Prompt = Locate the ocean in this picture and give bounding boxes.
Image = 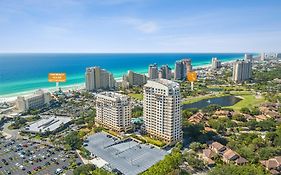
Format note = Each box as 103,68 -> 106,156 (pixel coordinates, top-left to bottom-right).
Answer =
0,53 -> 247,96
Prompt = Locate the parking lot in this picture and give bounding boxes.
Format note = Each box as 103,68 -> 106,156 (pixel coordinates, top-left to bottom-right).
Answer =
85,132 -> 168,175
0,136 -> 83,175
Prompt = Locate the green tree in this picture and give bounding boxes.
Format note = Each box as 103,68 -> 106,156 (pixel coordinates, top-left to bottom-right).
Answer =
240,107 -> 251,114
232,114 -> 247,122
142,148 -> 183,175
189,142 -> 203,152
184,150 -> 205,170
73,164 -> 96,175
202,104 -> 221,114
64,131 -> 82,150
132,106 -> 143,118
208,164 -> 268,175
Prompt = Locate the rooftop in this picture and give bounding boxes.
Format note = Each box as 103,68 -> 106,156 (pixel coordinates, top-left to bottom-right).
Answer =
85,132 -> 167,175
25,116 -> 71,133
145,79 -> 179,89
96,92 -> 129,101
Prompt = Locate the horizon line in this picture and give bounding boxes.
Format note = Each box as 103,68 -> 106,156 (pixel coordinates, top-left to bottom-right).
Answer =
0,51 -> 261,54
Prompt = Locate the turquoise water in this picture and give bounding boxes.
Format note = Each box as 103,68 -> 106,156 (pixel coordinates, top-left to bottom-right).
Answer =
0,53 -> 247,96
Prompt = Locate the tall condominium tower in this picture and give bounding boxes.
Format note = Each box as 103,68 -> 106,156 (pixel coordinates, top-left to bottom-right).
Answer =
148,63 -> 158,79
96,92 -> 131,132
182,59 -> 192,75
244,54 -> 253,62
232,60 -> 252,83
143,79 -> 182,145
174,61 -> 182,80
122,70 -> 147,88
174,58 -> 192,80
260,53 -> 266,61
85,66 -> 116,91
158,65 -> 172,80
211,57 -> 222,69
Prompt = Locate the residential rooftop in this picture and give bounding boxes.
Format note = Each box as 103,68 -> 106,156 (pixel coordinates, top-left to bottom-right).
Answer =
96,92 -> 129,101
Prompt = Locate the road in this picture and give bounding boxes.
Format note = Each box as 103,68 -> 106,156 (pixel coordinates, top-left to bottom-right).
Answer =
2,121 -> 20,139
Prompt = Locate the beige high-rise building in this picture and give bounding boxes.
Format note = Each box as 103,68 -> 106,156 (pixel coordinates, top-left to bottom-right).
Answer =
148,64 -> 158,79
174,58 -> 192,80
183,59 -> 192,75
95,92 -> 131,132
85,66 -> 116,91
143,79 -> 182,145
211,57 -> 222,69
260,53 -> 266,61
158,65 -> 172,80
122,70 -> 147,88
16,89 -> 51,112
233,60 -> 252,83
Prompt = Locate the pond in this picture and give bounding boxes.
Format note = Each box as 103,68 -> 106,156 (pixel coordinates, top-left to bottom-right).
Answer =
182,95 -> 242,109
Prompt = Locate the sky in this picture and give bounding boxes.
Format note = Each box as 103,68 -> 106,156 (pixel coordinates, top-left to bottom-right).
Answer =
0,0 -> 281,53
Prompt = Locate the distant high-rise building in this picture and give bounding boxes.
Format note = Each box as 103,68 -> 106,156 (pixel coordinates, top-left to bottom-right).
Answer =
182,59 -> 192,75
158,65 -> 172,80
16,89 -> 51,112
277,53 -> 281,59
211,57 -> 222,69
244,54 -> 253,62
174,61 -> 183,80
148,64 -> 158,79
96,92 -> 131,132
85,66 -> 116,91
122,70 -> 147,88
143,79 -> 182,145
260,53 -> 266,61
232,60 -> 252,83
174,58 -> 192,80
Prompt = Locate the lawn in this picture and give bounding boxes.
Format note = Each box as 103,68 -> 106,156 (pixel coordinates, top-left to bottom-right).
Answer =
182,90 -> 266,111
224,91 -> 266,111
143,136 -> 166,147
128,93 -> 143,100
131,134 -> 166,147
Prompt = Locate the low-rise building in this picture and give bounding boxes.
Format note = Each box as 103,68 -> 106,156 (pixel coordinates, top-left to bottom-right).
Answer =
222,149 -> 240,164
209,141 -> 248,166
213,110 -> 231,118
202,148 -> 215,166
260,156 -> 281,175
188,112 -> 205,124
16,89 -> 51,112
24,116 -> 71,134
210,141 -> 226,155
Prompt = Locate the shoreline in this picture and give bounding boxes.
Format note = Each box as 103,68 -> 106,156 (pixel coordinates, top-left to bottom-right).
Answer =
0,59 -> 238,103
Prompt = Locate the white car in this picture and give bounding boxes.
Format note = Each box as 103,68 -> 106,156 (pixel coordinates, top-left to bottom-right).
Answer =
55,168 -> 62,174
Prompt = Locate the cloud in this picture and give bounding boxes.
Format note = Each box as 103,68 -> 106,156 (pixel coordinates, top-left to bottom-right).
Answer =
135,21 -> 158,33
92,0 -> 145,5
152,31 -> 281,52
120,17 -> 159,33
42,25 -> 70,36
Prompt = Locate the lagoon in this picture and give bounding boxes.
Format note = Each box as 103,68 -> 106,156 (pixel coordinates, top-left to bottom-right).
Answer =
182,96 -> 241,109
